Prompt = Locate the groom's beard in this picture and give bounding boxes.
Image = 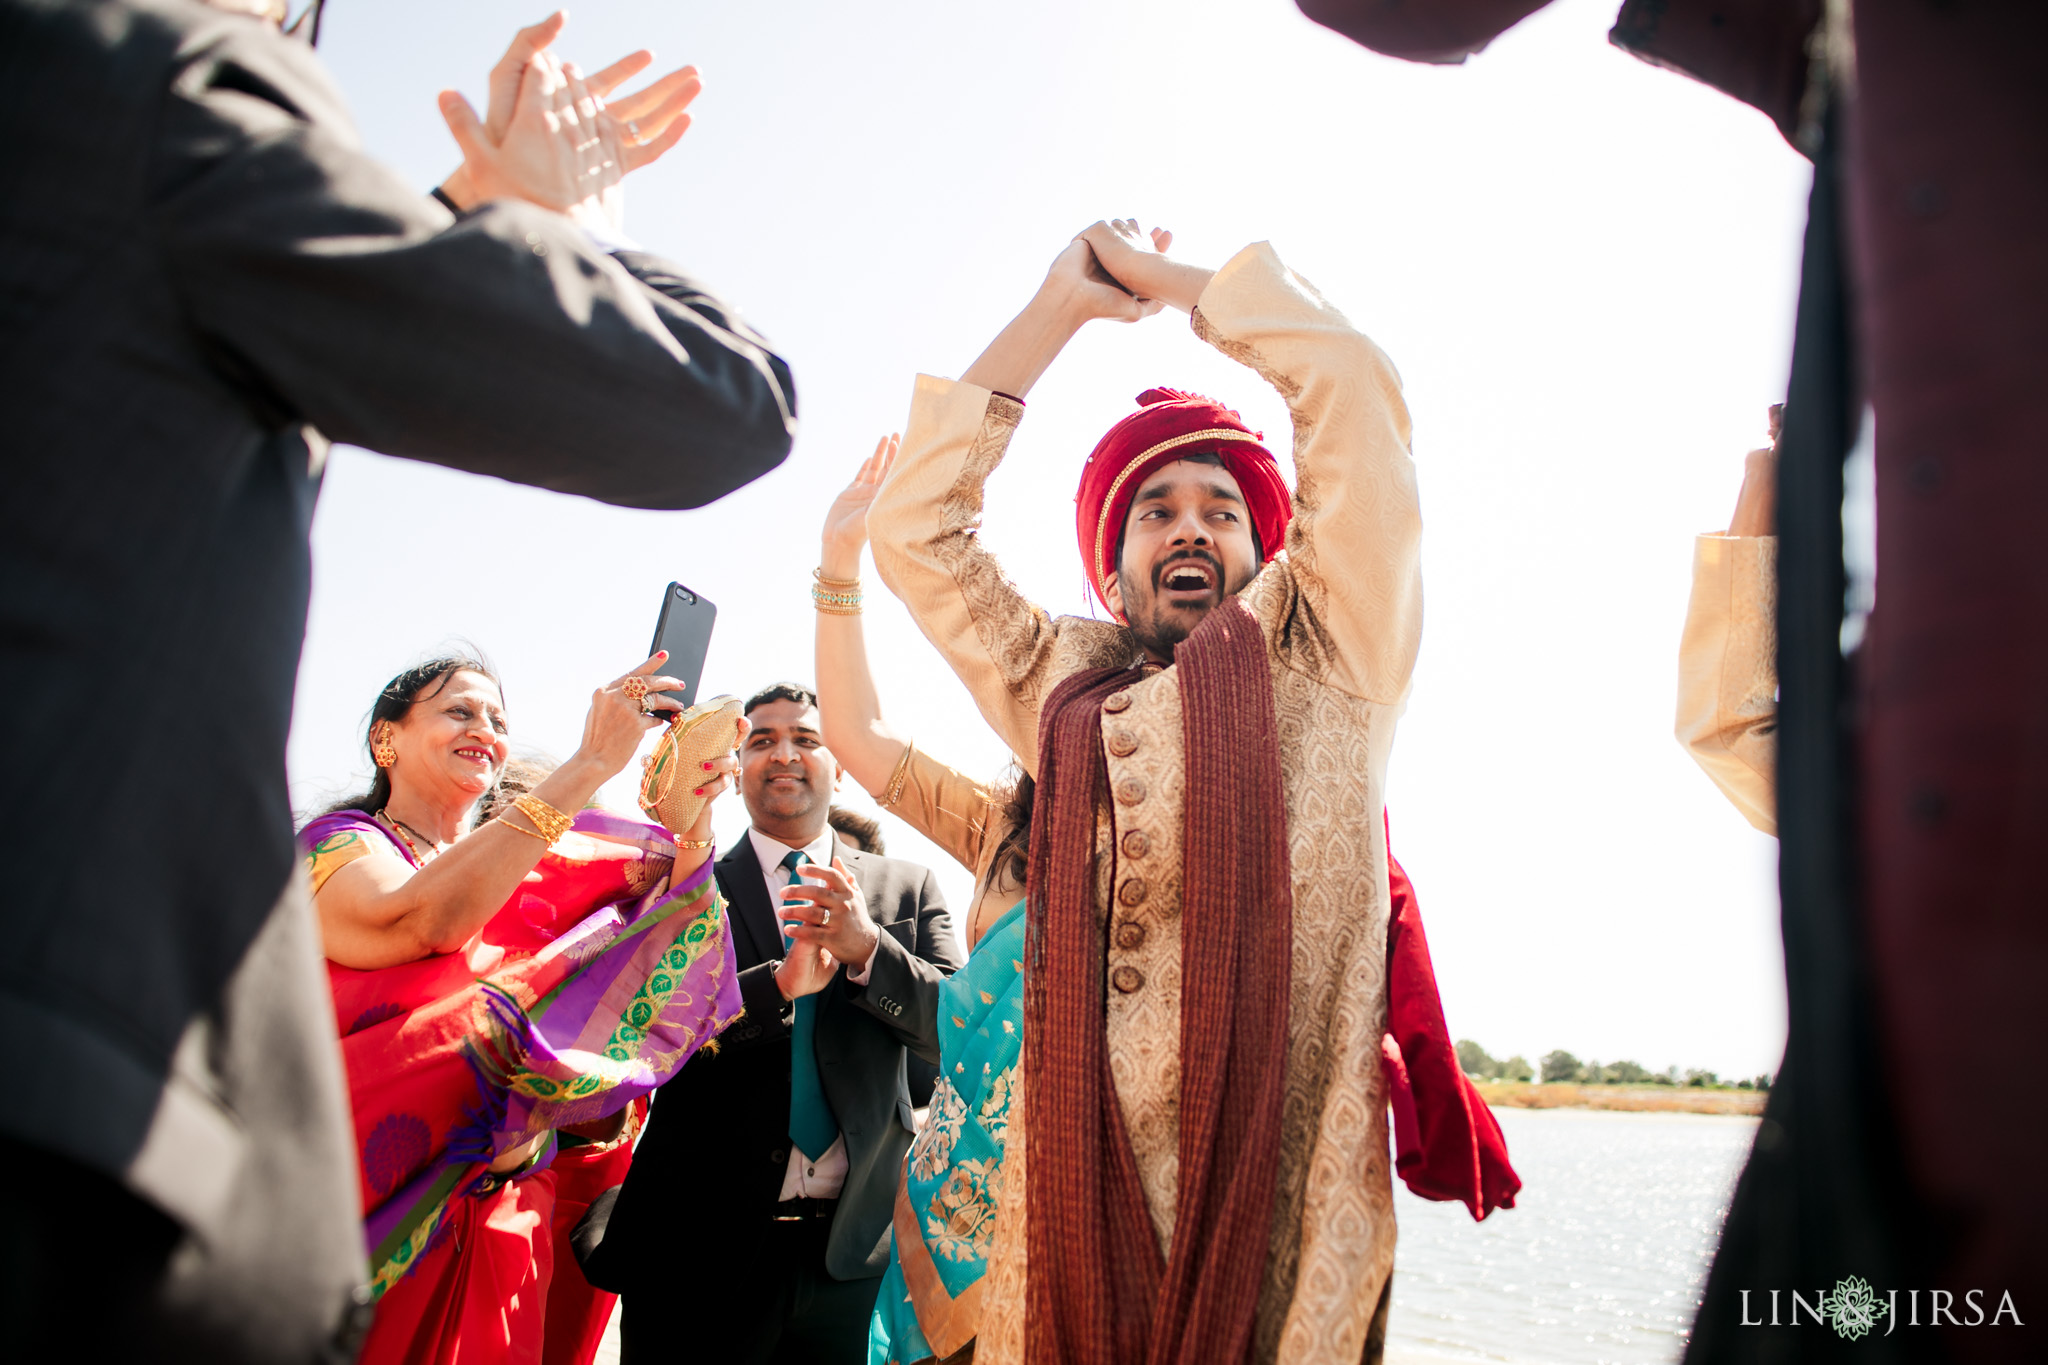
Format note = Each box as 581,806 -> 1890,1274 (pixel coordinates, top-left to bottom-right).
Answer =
1123,548 -> 1240,660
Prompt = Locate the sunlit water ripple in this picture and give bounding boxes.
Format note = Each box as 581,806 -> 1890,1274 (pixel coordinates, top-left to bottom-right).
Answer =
1387,1107 -> 1758,1365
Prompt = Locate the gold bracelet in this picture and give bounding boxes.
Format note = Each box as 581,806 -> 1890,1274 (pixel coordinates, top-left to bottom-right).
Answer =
811,582 -> 862,615
497,814 -> 549,843
813,567 -> 861,589
675,836 -> 716,850
508,794 -> 574,845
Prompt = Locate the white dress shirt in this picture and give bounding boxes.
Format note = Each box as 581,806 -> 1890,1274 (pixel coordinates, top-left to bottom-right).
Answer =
747,826 -> 879,1201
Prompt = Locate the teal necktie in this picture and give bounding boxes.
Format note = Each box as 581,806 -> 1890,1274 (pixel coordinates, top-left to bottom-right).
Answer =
780,850 -> 840,1161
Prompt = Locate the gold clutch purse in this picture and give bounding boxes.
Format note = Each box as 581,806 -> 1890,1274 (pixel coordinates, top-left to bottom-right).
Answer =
638,694 -> 746,837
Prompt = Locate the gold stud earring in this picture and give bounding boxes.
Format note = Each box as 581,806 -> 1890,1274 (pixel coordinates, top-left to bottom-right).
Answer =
372,721 -> 398,769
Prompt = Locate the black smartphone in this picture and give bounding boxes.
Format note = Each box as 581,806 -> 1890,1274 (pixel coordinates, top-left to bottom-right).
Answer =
647,582 -> 717,711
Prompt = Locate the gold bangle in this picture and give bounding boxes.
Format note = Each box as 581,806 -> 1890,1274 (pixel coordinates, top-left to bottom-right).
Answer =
508,794 -> 574,845
813,567 -> 861,589
675,836 -> 715,850
497,814 -> 549,842
811,582 -> 862,615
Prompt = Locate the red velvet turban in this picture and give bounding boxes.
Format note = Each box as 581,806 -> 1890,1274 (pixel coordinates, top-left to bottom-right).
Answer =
1073,387 -> 1293,616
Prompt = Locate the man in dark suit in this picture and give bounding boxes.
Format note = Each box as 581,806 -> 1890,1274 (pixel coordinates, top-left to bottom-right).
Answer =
0,3 -> 794,1361
591,683 -> 962,1364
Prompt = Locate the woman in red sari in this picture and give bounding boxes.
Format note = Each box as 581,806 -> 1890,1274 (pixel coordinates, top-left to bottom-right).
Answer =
307,651 -> 740,1365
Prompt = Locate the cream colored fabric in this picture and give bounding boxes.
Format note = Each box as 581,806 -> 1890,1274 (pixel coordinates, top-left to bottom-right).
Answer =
1676,534 -> 1778,835
874,744 -> 1024,950
870,241 -> 1420,1365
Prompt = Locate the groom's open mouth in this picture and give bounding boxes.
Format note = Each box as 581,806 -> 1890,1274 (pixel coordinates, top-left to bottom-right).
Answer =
1155,553 -> 1221,605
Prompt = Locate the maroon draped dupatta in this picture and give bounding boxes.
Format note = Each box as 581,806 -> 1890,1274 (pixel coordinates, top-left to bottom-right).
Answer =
1024,599 -> 1292,1365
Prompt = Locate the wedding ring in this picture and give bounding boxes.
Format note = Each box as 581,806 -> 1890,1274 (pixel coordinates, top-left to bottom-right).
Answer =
820,908 -> 832,927
622,677 -> 650,700
626,118 -> 642,141
640,696 -> 660,716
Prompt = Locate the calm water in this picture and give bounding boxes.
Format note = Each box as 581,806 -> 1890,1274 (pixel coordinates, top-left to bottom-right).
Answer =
1387,1107 -> 1758,1365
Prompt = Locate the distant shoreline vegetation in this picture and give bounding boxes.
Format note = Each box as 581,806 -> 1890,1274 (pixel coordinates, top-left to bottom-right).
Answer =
1457,1041 -> 1774,1097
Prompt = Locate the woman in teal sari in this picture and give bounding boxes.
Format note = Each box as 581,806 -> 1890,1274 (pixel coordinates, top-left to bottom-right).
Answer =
814,438 -> 1029,1364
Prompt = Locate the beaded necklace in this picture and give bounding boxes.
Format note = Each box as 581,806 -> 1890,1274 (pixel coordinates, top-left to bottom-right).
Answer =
376,809 -> 441,867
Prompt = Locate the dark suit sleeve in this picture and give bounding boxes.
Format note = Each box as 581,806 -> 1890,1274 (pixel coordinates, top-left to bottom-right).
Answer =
1293,0 -> 1551,63
724,961 -> 795,1050
150,28 -> 794,510
845,868 -> 964,1063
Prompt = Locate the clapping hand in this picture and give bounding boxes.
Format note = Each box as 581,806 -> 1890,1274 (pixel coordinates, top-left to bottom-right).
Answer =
819,434 -> 899,578
437,11 -> 702,232
779,858 -> 881,966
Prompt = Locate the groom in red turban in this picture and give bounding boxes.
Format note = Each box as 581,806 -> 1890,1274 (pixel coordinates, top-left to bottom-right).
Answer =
869,220 -> 1514,1365
1073,387 -> 1294,649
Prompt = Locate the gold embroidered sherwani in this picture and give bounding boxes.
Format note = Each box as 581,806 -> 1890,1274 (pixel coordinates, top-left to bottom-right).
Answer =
869,242 -> 1422,1365
1675,533 -> 1778,835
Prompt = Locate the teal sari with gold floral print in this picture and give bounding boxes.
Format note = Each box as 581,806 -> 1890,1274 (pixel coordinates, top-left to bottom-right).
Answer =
870,899 -> 1025,1365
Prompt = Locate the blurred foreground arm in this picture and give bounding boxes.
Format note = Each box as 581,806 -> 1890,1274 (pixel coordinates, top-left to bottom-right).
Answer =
158,19 -> 794,510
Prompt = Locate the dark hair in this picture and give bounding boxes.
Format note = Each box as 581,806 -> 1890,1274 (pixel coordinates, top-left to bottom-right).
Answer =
319,653 -> 503,819
826,805 -> 886,855
474,754 -> 557,828
745,682 -> 818,716
1109,451 -> 1264,587
988,767 -> 1034,889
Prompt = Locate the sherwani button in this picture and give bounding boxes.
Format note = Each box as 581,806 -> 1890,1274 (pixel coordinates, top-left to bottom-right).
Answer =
1106,729 -> 1138,757
1115,777 -> 1147,806
1103,692 -> 1132,714
1115,920 -> 1147,950
1121,830 -> 1151,859
1112,965 -> 1144,994
1118,878 -> 1148,907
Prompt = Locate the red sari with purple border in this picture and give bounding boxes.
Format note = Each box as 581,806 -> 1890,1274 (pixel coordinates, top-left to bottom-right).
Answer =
302,808 -> 739,1362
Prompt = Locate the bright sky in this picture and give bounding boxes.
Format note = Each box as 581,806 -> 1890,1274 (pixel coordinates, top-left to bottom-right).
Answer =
290,0 -> 1808,1078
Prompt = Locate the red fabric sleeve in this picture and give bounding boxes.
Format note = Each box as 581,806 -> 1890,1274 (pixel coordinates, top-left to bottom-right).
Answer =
1380,834 -> 1521,1219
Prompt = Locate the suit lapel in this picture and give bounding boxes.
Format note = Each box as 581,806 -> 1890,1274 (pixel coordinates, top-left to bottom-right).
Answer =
718,837 -> 781,970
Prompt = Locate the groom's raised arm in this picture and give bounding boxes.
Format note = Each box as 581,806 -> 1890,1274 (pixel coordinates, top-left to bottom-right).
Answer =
867,236 -> 1155,772
867,379 -> 1129,776
1081,224 -> 1423,705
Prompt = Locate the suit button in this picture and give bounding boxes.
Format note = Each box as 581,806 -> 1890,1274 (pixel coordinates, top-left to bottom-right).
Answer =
1118,878 -> 1147,907
1115,920 -> 1147,950
1103,691 -> 1133,714
1106,728 -> 1137,758
1112,965 -> 1144,994
1114,777 -> 1146,806
770,1147 -> 788,1165
1121,830 -> 1151,859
